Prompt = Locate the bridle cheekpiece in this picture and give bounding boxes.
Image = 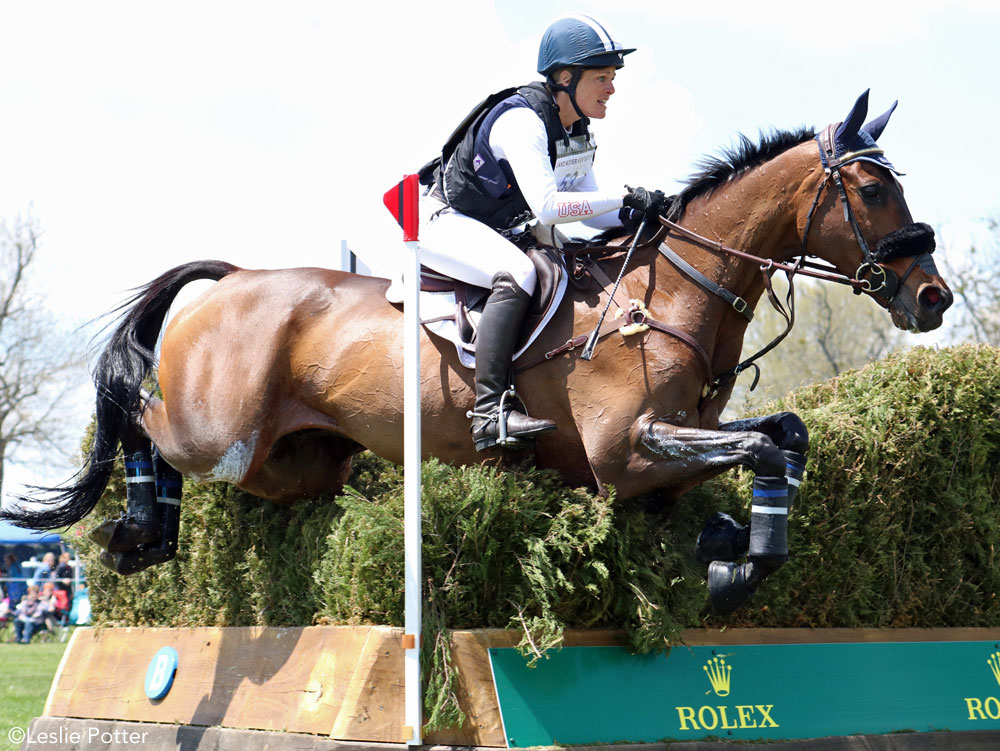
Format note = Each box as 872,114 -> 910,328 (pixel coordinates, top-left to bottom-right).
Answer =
802,122 -> 936,306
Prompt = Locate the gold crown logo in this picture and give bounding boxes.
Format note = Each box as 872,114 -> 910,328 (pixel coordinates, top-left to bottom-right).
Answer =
703,656 -> 732,697
988,652 -> 1000,687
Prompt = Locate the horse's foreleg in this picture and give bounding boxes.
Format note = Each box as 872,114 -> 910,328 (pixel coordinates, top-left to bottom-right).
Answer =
639,414 -> 806,612
701,413 -> 809,562
701,412 -> 810,612
720,412 -> 809,508
639,417 -> 788,479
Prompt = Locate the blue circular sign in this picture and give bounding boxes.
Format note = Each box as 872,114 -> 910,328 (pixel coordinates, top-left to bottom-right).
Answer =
144,646 -> 179,700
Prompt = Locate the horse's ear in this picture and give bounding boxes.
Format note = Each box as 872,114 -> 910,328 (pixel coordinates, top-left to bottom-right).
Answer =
835,89 -> 870,142
861,100 -> 898,142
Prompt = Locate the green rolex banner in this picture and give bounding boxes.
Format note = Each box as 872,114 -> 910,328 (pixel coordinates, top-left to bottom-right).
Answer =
489,640 -> 1000,746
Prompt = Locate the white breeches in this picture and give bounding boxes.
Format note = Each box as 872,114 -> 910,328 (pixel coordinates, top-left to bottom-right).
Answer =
418,195 -> 537,295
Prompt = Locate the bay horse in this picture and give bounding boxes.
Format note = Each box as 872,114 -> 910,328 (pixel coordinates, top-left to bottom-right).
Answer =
5,91 -> 952,611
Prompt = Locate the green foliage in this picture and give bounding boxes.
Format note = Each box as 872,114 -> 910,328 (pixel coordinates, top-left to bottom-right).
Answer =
73,345 -> 1000,727
717,343 -> 1000,628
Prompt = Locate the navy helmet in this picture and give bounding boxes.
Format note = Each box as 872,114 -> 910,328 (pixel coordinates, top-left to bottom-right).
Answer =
537,14 -> 635,76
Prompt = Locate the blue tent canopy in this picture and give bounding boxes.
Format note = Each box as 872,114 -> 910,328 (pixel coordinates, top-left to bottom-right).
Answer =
0,519 -> 61,544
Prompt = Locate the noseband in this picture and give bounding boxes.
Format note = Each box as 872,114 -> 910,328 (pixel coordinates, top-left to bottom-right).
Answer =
804,123 -> 937,306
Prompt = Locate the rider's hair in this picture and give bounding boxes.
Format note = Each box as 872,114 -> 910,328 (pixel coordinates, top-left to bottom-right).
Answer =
551,67 -> 574,86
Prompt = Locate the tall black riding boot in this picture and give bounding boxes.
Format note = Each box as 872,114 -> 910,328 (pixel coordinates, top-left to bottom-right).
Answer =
469,272 -> 556,451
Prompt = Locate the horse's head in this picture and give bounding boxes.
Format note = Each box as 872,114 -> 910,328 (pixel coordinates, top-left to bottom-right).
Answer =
801,90 -> 952,332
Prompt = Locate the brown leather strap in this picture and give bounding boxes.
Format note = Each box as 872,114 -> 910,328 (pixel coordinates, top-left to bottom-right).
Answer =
659,216 -> 862,289
515,313 -> 627,372
640,316 -> 714,383
517,303 -> 714,387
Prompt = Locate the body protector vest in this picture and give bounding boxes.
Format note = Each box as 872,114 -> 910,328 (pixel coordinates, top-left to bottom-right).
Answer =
432,82 -> 595,230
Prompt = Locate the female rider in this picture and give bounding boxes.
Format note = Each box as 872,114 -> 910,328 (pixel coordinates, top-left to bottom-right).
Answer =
419,14 -> 666,451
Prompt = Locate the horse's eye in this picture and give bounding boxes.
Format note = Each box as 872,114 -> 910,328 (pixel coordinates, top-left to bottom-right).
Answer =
859,183 -> 882,201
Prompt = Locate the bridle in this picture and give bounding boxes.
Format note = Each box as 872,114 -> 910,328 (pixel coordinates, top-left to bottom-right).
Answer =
803,122 -> 937,306
653,124 -> 938,394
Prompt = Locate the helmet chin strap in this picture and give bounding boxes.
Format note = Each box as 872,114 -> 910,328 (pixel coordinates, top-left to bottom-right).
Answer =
547,67 -> 588,123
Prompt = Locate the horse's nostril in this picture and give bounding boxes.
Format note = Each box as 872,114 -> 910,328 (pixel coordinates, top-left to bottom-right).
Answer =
919,286 -> 952,314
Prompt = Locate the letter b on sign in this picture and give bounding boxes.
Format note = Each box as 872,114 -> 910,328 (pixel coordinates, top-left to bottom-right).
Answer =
145,646 -> 179,700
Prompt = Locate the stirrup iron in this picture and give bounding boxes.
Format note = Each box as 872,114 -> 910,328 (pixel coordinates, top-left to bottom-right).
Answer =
467,388 -> 526,448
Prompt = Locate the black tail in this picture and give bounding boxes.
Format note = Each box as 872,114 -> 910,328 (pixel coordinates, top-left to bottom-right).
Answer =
1,260 -> 240,530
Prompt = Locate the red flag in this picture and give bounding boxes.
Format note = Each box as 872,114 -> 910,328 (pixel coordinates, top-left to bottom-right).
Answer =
383,174 -> 420,242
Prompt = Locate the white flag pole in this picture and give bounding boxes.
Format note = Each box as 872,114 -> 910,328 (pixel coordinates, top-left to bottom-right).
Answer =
403,231 -> 422,746
384,175 -> 423,746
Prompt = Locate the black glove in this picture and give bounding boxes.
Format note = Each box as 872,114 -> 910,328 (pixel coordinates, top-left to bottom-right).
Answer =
623,186 -> 668,220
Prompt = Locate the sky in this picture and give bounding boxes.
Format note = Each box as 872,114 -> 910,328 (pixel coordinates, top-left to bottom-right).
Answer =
1,0 -> 998,500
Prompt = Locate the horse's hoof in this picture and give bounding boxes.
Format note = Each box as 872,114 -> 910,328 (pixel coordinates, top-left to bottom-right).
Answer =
696,512 -> 750,563
90,515 -> 160,553
707,560 -> 757,613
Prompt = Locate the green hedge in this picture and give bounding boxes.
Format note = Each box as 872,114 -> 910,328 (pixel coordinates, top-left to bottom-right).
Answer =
71,345 -> 1000,723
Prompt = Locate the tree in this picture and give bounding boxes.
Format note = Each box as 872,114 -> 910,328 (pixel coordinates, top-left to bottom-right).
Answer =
937,217 -> 1000,346
0,213 -> 88,494
726,275 -> 908,416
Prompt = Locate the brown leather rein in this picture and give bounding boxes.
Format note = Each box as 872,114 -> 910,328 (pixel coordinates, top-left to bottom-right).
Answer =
524,130 -> 921,399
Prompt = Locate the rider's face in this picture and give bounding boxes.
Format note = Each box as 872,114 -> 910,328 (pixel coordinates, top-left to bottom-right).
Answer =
575,66 -> 617,120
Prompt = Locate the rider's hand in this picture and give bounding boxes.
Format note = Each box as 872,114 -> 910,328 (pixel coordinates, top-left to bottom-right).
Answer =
623,186 -> 669,220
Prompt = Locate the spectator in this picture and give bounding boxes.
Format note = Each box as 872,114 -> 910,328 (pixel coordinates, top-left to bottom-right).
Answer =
70,584 -> 91,626
13,584 -> 46,643
38,582 -> 69,631
54,551 -> 74,612
39,581 -> 66,633
2,553 -> 25,605
31,552 -> 56,586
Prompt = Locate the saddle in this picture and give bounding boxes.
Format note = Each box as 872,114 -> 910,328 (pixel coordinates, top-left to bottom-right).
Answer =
417,242 -> 570,368
386,224 -> 649,369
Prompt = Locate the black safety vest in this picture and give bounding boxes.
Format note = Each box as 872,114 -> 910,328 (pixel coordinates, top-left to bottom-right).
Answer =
430,82 -> 589,230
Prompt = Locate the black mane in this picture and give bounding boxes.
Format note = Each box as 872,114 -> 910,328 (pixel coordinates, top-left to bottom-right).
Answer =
587,126 -> 818,244
668,126 -> 817,220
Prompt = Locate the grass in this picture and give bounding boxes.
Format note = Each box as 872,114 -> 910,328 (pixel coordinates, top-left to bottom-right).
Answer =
0,636 -> 70,751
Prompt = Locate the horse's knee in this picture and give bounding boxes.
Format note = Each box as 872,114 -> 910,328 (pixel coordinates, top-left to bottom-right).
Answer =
746,433 -> 785,477
772,412 -> 809,454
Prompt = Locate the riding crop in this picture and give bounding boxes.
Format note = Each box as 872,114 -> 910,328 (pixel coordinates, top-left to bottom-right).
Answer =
580,216 -> 648,360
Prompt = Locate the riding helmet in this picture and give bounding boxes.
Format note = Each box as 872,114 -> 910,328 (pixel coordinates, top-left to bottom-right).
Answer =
537,14 -> 636,76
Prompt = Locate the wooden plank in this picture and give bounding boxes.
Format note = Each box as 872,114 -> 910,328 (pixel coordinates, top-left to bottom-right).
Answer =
467,627 -> 1000,648
677,627 -> 1000,645
330,626 -> 405,741
423,631 -> 506,747
46,626 -> 374,735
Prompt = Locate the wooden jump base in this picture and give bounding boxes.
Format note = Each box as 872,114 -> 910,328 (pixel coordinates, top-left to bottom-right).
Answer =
26,626 -> 1000,749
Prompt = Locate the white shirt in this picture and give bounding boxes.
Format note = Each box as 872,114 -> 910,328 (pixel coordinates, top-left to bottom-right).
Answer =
488,106 -> 625,230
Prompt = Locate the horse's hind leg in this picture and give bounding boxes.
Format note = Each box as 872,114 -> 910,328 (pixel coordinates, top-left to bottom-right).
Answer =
91,426 -> 182,575
90,426 -> 160,554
